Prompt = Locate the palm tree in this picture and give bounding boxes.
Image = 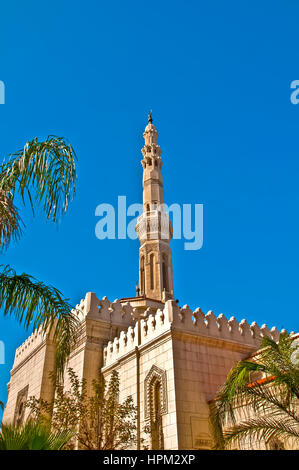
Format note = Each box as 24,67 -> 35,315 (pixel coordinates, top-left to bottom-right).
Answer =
0,136 -> 79,378
210,333 -> 299,450
0,421 -> 74,450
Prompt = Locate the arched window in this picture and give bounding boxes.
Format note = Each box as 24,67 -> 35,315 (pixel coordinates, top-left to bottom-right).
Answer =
146,204 -> 150,212
144,365 -> 167,450
14,385 -> 29,427
162,254 -> 168,292
150,380 -> 163,450
140,256 -> 145,295
150,253 -> 154,290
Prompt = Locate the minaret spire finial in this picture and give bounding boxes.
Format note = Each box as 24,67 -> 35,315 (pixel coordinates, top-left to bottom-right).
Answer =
137,113 -> 174,302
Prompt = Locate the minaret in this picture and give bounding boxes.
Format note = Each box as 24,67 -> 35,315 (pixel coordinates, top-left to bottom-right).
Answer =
136,112 -> 174,302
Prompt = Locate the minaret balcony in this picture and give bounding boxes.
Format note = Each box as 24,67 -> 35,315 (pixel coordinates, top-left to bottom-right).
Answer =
136,210 -> 173,242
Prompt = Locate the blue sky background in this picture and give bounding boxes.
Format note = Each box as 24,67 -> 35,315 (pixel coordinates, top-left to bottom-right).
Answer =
1,0 -> 299,418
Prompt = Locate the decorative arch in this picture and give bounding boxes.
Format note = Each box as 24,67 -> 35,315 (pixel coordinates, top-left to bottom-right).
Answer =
149,252 -> 155,290
144,365 -> 167,420
14,384 -> 29,427
144,365 -> 167,450
162,253 -> 169,292
140,255 -> 145,295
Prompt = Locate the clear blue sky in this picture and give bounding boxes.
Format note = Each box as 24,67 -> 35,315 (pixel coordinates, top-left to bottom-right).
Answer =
1,0 -> 299,417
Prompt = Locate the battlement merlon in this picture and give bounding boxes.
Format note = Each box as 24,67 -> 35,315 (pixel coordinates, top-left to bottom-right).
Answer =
12,294 -> 292,372
13,328 -> 46,369
103,299 -> 290,369
12,292 -> 136,370
71,292 -> 136,328
166,300 -> 286,345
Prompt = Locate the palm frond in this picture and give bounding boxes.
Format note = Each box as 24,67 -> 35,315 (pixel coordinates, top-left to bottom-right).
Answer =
0,136 -> 76,227
0,264 -> 80,375
0,189 -> 23,251
259,334 -> 299,399
224,414 -> 299,448
212,360 -> 266,428
244,381 -> 299,421
210,333 -> 299,449
0,421 -> 74,450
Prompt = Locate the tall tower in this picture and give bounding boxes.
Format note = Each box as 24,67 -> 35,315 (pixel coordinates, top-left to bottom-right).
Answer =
136,112 -> 174,302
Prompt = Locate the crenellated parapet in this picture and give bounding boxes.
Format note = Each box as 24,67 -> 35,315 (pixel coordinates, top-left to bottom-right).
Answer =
166,300 -> 284,348
72,292 -> 135,329
103,299 -> 287,368
13,328 -> 45,368
103,306 -> 172,367
104,324 -> 139,367
140,307 -> 172,343
13,294 -> 288,372
13,293 -> 136,371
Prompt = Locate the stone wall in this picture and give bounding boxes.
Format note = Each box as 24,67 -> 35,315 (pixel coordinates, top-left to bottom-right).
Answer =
2,329 -> 56,425
102,299 -> 285,450
3,292 -> 289,451
3,292 -> 135,423
102,328 -> 178,449
62,293 -> 135,393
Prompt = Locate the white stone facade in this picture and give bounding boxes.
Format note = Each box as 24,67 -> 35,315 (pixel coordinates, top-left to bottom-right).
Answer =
3,292 -> 289,449
2,115 -> 297,450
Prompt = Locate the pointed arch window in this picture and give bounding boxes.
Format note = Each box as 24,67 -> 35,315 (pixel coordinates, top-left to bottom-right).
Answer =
140,256 -> 145,295
162,254 -> 168,292
14,385 -> 29,427
144,366 -> 167,450
150,253 -> 155,290
150,380 -> 163,449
